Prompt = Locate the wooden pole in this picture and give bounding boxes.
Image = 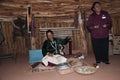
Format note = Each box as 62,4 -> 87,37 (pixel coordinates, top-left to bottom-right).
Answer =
27,5 -> 36,50
79,10 -> 87,54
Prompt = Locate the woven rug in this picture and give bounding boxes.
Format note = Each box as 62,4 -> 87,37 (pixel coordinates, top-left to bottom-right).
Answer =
30,58 -> 83,73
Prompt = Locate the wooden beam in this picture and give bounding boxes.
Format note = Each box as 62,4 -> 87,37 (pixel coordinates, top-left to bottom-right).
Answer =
0,0 -> 119,18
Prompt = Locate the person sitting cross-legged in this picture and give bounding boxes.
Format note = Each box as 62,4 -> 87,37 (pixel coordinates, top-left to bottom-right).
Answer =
42,30 -> 71,66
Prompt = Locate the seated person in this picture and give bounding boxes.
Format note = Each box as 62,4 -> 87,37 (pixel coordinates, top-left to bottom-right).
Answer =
42,30 -> 71,66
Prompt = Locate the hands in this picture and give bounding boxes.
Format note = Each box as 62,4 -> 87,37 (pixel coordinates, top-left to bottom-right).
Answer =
90,24 -> 107,30
48,53 -> 54,57
89,25 -> 99,30
103,24 -> 107,28
94,25 -> 99,29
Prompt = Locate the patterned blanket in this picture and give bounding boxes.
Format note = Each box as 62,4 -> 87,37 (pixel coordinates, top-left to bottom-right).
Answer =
31,58 -> 83,73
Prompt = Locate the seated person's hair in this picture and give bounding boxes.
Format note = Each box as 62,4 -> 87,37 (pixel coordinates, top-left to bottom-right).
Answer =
46,30 -> 54,35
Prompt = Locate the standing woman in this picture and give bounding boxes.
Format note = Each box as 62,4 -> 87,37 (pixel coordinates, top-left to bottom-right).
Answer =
87,2 -> 112,65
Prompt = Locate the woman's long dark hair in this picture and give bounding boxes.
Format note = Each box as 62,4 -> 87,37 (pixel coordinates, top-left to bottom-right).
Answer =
91,2 -> 101,12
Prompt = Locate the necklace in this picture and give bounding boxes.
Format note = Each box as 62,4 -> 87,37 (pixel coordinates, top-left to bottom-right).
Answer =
50,41 -> 58,53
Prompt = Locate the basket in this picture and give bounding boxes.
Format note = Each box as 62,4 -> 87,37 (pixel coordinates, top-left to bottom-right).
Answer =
74,66 -> 97,75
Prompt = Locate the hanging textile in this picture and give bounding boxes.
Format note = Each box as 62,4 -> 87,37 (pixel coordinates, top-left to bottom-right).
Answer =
31,14 -> 35,37
73,11 -> 79,28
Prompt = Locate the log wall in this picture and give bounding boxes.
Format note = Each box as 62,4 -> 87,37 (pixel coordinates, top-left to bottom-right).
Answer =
0,15 -> 120,55
0,22 -> 27,55
112,16 -> 120,35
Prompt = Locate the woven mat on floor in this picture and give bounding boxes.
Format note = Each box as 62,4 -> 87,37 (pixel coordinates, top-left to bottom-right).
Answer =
31,58 -> 83,73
